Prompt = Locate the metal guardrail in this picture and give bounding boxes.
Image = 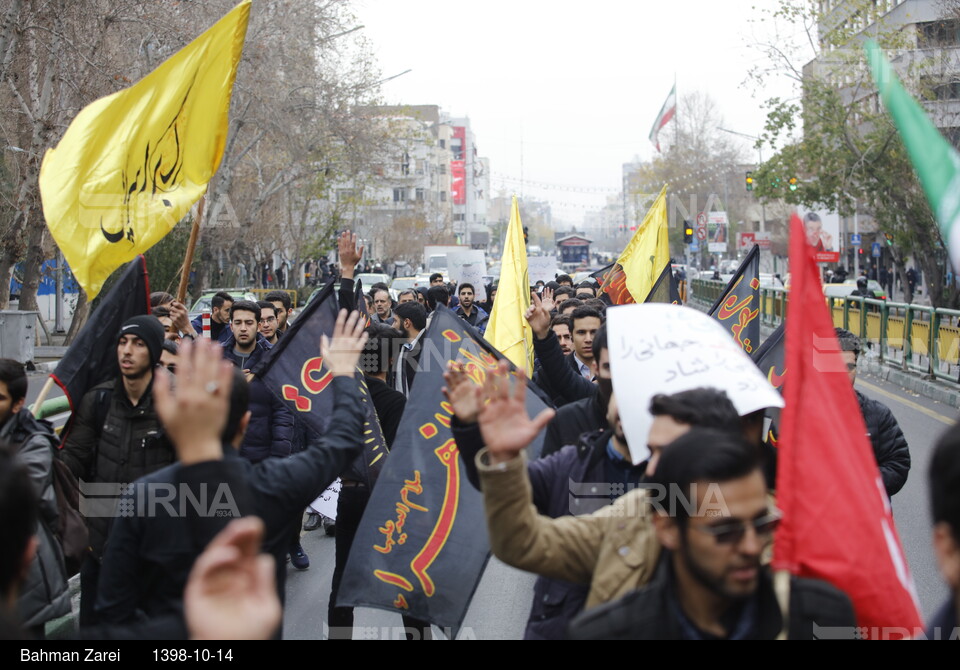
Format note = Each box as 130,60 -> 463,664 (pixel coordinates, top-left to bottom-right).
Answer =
690,278 -> 960,386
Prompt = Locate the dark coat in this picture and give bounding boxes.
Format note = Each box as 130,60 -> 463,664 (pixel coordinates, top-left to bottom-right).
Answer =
3,411 -> 70,627
531,331 -> 596,407
454,419 -> 643,640
189,315 -> 233,345
95,376 -> 364,624
856,390 -> 910,496
541,393 -> 608,458
60,377 -> 175,558
569,552 -> 856,640
453,304 -> 489,335
221,334 -> 294,463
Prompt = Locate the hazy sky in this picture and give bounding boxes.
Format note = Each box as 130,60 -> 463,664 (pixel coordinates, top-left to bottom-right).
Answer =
353,1 -> 802,227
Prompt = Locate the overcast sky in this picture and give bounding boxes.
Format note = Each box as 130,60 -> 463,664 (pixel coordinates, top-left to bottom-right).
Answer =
353,1 -> 803,227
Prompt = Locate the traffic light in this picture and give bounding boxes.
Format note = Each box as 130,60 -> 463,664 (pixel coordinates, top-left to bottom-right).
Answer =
788,177 -> 799,191
683,220 -> 693,244
523,226 -> 529,244
745,171 -> 754,191
884,232 -> 894,246
771,176 -> 782,189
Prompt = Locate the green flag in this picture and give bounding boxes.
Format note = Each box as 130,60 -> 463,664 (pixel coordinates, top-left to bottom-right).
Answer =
866,40 -> 960,270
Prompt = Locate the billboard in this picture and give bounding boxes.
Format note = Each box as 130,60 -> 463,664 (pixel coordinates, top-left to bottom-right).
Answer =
450,160 -> 466,205
797,207 -> 841,263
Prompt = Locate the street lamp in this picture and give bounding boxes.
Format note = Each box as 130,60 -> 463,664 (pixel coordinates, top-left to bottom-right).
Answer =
717,127 -> 767,234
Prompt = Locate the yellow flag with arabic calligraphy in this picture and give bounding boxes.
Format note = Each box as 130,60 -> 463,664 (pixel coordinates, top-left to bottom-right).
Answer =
485,196 -> 534,374
601,185 -> 670,304
39,1 -> 250,299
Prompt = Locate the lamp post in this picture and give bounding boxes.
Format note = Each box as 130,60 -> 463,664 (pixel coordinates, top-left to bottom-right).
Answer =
716,128 -> 767,234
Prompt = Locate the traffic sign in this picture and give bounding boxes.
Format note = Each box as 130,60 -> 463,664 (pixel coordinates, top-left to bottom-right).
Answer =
690,240 -> 699,252
872,242 -> 882,258
696,225 -> 707,241
851,233 -> 862,246
696,212 -> 708,227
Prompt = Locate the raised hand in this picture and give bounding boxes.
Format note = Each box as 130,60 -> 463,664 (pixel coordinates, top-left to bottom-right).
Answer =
539,286 -> 556,313
154,338 -> 235,464
477,360 -> 554,464
320,309 -> 369,377
167,300 -> 198,338
524,291 -> 552,340
184,517 -> 280,640
337,231 -> 364,279
442,361 -> 482,424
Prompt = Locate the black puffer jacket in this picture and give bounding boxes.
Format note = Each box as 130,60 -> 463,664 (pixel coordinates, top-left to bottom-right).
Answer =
221,334 -> 294,463
3,411 -> 70,627
60,378 -> 174,558
856,390 -> 910,497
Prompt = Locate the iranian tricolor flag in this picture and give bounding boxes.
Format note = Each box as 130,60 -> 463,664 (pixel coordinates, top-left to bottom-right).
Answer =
866,40 -> 960,271
648,83 -> 676,153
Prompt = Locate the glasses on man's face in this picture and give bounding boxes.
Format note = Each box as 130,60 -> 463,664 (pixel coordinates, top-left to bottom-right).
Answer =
260,316 -> 277,324
691,510 -> 782,545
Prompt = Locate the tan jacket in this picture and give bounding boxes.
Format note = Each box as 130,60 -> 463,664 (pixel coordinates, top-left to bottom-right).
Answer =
476,448 -> 661,610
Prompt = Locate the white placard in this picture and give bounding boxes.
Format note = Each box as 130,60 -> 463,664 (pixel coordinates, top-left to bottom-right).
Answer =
527,256 -> 560,284
708,242 -> 727,253
608,305 -> 784,465
447,250 -> 486,287
309,478 -> 341,520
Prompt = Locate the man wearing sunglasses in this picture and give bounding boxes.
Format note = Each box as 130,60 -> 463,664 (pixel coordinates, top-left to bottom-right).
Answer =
570,429 -> 855,639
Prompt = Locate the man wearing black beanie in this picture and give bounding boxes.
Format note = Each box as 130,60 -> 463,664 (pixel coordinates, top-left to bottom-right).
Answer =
61,314 -> 175,628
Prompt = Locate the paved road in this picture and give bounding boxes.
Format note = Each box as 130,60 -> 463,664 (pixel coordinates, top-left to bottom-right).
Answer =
856,371 -> 955,620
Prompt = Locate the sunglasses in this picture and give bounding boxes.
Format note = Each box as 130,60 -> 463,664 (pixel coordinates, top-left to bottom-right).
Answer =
691,510 -> 782,545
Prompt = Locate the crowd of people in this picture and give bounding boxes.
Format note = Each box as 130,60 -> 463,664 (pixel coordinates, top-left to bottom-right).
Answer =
0,229 -> 958,641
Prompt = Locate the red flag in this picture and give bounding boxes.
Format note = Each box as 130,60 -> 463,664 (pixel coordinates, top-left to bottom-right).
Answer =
774,214 -> 923,637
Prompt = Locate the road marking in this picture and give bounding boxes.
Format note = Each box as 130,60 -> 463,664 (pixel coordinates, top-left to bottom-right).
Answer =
856,379 -> 956,426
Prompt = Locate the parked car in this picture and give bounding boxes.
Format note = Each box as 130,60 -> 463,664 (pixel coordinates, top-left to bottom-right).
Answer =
823,278 -> 886,300
188,289 -> 257,319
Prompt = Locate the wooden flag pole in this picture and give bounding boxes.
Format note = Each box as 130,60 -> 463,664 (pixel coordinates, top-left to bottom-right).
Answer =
176,196 -> 206,303
30,377 -> 56,417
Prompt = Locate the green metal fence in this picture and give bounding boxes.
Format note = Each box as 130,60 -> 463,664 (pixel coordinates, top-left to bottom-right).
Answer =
689,278 -> 960,385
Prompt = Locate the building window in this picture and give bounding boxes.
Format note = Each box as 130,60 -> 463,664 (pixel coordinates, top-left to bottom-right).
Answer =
439,139 -> 446,149
439,164 -> 446,175
454,213 -> 465,222
415,188 -> 425,201
400,152 -> 410,176
919,20 -> 960,49
416,159 -> 426,175
440,191 -> 447,202
393,188 -> 406,202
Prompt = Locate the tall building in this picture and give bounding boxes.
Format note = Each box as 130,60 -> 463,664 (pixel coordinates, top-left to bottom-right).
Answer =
808,0 -> 960,271
814,0 -> 960,143
445,115 -> 491,248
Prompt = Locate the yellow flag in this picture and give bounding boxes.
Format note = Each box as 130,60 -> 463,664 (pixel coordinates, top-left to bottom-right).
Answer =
601,185 -> 670,304
486,197 -> 534,374
39,1 -> 251,299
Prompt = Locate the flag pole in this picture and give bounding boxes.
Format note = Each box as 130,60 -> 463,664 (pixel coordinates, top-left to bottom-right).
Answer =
30,377 -> 56,417
773,568 -> 791,639
176,195 -> 206,303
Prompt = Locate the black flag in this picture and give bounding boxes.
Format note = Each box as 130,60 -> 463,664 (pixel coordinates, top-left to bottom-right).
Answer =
708,244 -> 761,354
253,281 -> 388,485
337,306 -> 549,634
53,256 -> 150,439
752,321 -> 786,394
644,264 -> 683,305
